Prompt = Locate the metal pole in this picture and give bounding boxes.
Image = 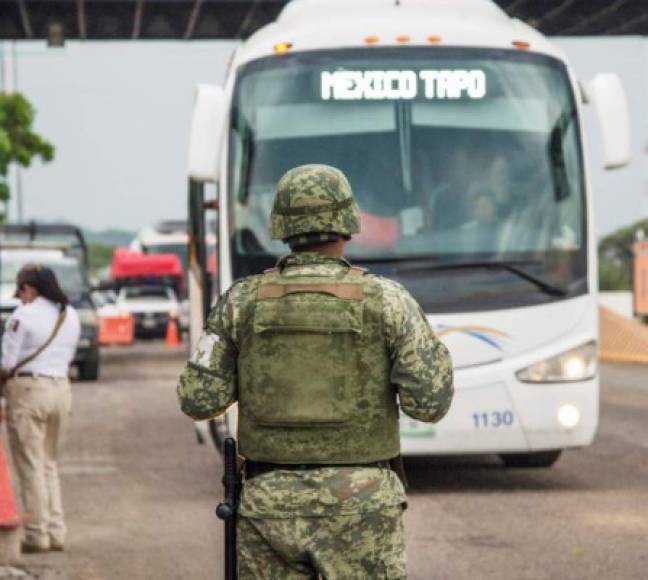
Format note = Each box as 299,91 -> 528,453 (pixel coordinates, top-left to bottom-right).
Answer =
0,41 -> 18,223
0,42 -> 9,221
0,42 -> 5,90
16,168 -> 23,225
11,41 -> 22,224
0,41 -> 10,91
187,178 -> 206,352
0,235 -> 3,365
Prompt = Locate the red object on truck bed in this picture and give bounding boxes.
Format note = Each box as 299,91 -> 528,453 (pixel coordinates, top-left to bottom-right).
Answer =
110,248 -> 184,280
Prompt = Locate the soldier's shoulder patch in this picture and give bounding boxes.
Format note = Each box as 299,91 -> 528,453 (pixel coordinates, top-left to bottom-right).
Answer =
190,332 -> 220,367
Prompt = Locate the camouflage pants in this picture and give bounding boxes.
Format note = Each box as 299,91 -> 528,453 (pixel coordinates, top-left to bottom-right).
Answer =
237,506 -> 407,579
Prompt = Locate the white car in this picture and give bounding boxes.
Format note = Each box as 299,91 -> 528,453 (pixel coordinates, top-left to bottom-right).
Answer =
116,285 -> 179,338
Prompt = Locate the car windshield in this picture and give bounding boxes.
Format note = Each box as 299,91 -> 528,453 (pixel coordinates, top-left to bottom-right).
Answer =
228,47 -> 586,312
0,256 -> 87,301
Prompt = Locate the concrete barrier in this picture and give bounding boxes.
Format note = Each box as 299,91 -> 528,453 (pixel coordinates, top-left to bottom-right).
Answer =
599,306 -> 648,364
599,291 -> 633,319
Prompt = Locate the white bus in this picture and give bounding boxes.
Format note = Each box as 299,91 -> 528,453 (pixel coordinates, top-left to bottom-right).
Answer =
186,0 -> 630,467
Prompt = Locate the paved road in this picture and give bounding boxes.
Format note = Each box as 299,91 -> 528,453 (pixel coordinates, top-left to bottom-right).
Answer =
11,342 -> 221,580
406,363 -> 648,580
11,344 -> 647,579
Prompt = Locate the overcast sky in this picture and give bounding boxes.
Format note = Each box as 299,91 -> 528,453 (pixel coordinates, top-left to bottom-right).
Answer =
3,40 -> 237,233
2,37 -> 647,237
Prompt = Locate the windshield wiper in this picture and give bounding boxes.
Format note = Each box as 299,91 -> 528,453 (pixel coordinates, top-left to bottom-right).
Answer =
395,259 -> 568,297
548,109 -> 575,202
236,120 -> 256,204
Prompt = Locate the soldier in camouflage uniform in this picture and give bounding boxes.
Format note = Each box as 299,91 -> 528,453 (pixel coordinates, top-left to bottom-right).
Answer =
178,164 -> 454,579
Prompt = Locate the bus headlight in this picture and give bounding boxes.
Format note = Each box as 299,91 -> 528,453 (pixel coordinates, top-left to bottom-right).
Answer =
557,404 -> 581,428
516,341 -> 597,383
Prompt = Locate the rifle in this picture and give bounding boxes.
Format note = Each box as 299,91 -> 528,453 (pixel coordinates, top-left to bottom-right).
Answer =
215,437 -> 240,580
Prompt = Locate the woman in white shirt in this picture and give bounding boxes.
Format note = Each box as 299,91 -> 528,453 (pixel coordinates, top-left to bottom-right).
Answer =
1,264 -> 80,553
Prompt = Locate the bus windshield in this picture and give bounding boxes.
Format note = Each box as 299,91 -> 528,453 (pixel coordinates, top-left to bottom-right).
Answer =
229,48 -> 587,312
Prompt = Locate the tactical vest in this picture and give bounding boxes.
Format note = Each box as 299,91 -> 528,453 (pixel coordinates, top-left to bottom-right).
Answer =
237,264 -> 400,464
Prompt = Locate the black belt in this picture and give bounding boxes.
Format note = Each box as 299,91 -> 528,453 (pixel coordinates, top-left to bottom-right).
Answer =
16,372 -> 59,379
245,460 -> 391,480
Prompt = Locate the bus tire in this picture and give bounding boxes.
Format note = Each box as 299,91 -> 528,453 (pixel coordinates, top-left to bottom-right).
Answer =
499,450 -> 562,468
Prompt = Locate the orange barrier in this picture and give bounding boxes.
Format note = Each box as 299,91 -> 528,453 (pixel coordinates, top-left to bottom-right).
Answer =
99,314 -> 135,346
0,439 -> 20,529
165,317 -> 180,348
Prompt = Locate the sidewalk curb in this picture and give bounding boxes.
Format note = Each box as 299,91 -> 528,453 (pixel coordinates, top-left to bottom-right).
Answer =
0,529 -> 20,567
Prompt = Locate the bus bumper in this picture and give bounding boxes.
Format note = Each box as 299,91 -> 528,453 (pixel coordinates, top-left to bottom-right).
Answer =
400,369 -> 599,456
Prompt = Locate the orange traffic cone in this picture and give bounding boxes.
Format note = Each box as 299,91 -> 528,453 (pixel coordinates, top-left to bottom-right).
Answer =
0,438 -> 20,530
165,316 -> 180,348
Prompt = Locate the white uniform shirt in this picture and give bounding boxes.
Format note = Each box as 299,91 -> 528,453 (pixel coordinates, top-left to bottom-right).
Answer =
1,297 -> 81,378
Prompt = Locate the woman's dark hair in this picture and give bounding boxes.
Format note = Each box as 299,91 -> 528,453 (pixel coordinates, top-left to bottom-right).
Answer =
16,264 -> 69,312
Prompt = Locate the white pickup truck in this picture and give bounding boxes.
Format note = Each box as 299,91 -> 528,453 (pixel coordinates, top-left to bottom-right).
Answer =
116,285 -> 179,338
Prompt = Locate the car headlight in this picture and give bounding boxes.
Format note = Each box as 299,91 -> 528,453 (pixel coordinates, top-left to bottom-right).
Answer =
516,341 -> 597,383
78,309 -> 99,327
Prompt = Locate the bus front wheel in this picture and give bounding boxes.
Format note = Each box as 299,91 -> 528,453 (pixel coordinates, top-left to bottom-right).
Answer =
499,450 -> 562,468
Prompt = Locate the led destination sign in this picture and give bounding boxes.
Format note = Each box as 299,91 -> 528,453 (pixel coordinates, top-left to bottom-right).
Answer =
321,69 -> 487,101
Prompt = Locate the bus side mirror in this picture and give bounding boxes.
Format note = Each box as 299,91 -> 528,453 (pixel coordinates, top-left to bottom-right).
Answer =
188,84 -> 226,183
585,73 -> 631,170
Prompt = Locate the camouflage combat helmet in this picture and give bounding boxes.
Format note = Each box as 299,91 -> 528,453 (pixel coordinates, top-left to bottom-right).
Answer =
270,164 -> 360,244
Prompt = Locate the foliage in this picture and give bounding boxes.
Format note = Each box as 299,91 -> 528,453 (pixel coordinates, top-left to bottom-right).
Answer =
88,243 -> 115,273
0,92 -> 54,221
598,218 -> 648,260
598,257 -> 632,291
83,228 -> 135,247
598,217 -> 648,292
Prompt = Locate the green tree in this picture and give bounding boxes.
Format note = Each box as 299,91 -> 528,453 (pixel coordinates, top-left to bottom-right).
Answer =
598,256 -> 632,291
598,217 -> 648,291
0,92 -> 54,222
